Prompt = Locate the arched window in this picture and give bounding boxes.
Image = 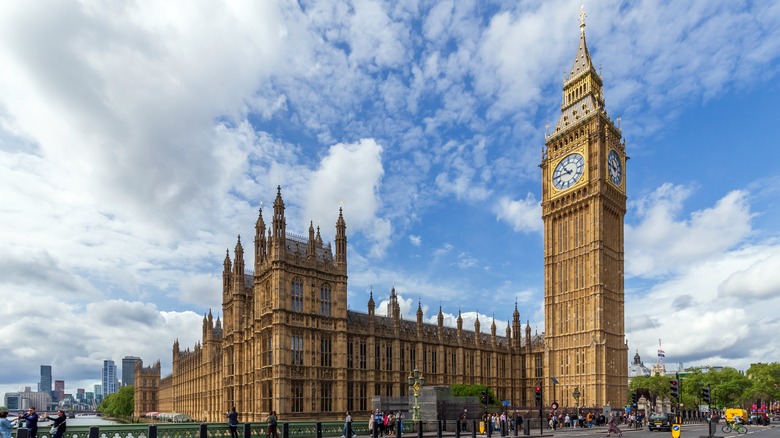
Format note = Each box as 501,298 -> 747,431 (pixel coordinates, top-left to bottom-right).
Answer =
291,278 -> 303,312
320,283 -> 332,316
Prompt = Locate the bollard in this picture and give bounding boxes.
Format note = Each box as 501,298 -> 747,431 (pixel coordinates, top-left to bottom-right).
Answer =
471,420 -> 477,438
243,423 -> 251,438
148,424 -> 157,438
199,424 -> 208,438
455,420 -> 461,438
417,421 -> 423,438
487,419 -> 492,438
347,422 -> 354,438
523,419 -> 530,436
16,428 -> 28,438
316,422 -> 322,438
282,422 -> 289,438
437,420 -> 443,438
373,422 -> 378,438
395,419 -> 401,437
89,426 -> 100,438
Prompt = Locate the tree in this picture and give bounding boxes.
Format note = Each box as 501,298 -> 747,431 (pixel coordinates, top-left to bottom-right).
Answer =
746,363 -> 780,405
98,385 -> 134,416
451,384 -> 495,404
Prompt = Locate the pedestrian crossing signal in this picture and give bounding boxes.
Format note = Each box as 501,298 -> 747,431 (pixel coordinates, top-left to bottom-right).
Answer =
535,386 -> 542,403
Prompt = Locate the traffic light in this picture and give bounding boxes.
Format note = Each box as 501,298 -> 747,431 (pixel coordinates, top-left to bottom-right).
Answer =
631,392 -> 638,406
481,391 -> 487,405
670,379 -> 679,399
702,386 -> 711,404
534,386 -> 542,404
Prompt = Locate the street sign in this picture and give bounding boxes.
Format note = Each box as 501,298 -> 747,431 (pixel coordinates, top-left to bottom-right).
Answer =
551,402 -> 559,410
671,423 -> 681,438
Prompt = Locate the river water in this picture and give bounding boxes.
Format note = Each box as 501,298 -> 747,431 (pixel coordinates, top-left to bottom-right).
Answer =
61,416 -> 118,426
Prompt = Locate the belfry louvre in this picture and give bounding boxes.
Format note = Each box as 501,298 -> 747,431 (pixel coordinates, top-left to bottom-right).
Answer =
134,13 -> 628,422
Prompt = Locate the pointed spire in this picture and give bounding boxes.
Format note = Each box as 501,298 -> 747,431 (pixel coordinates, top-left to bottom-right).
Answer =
368,288 -> 375,315
566,5 -> 595,84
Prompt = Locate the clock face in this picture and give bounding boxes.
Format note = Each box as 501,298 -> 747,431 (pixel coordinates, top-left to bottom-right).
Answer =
608,150 -> 622,185
552,153 -> 585,190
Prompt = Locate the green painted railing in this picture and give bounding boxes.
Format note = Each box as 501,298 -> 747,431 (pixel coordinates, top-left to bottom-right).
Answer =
21,421 -> 381,438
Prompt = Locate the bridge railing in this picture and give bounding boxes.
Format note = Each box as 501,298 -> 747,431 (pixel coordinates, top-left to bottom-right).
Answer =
16,421 -> 374,438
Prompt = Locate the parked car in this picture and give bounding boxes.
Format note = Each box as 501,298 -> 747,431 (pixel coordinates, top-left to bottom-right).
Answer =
648,413 -> 673,432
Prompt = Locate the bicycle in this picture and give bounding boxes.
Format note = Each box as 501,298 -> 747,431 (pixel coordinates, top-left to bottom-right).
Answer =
721,421 -> 748,434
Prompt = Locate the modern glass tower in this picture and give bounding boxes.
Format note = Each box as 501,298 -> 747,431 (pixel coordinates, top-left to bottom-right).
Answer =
102,360 -> 118,397
122,356 -> 141,386
39,365 -> 52,395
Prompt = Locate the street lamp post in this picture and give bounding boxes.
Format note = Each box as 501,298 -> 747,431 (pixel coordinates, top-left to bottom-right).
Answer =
407,369 -> 425,421
573,387 -> 581,427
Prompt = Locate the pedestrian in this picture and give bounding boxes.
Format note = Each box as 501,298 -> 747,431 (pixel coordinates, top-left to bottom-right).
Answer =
373,409 -> 384,437
606,414 -> 622,437
265,410 -> 278,438
18,407 -> 40,438
0,411 -> 18,438
460,410 -> 468,432
44,410 -> 66,438
226,407 -> 239,438
343,411 -> 355,438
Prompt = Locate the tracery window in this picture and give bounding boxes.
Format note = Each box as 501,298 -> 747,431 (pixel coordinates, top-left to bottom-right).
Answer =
321,335 -> 332,367
291,278 -> 303,312
320,284 -> 331,316
292,333 -> 303,366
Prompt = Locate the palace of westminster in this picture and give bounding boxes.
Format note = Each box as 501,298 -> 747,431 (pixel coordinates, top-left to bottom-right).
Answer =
134,11 -> 629,421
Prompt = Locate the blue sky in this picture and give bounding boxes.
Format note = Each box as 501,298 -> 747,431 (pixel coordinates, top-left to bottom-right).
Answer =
2,0 -> 780,397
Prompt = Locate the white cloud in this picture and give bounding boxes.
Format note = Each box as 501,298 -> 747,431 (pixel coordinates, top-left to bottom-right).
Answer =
495,194 -> 543,233
408,235 -> 422,246
626,185 -> 753,278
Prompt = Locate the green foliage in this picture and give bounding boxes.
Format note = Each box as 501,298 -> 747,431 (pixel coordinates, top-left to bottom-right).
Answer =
629,365 -> 776,410
450,384 -> 495,404
98,385 -> 134,416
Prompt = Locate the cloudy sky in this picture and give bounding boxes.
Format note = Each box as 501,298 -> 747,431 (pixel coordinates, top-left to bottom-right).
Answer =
2,0 -> 780,398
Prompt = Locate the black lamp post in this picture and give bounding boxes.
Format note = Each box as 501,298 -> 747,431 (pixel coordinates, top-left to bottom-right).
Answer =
573,387 -> 581,424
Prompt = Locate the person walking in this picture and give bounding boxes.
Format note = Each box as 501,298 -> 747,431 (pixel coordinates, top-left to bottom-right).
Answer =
343,411 -> 355,438
606,414 -> 622,437
44,410 -> 66,438
0,411 -> 18,438
18,407 -> 40,438
226,407 -> 239,438
373,409 -> 384,437
265,411 -> 278,438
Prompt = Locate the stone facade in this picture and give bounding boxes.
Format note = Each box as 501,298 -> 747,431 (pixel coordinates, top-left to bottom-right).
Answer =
133,11 -> 628,421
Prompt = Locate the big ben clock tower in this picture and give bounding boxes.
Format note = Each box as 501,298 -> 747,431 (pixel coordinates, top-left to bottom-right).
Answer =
541,7 -> 628,408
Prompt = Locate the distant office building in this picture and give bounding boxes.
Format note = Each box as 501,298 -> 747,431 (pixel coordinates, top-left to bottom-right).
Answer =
53,380 -> 65,402
4,388 -> 51,411
122,356 -> 141,386
102,360 -> 118,397
39,365 -> 52,395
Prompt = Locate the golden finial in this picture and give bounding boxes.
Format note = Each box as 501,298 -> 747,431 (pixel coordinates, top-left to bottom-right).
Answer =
617,116 -> 622,131
579,5 -> 586,32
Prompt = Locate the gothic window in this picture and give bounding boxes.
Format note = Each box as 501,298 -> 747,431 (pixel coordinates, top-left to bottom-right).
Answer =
422,349 -> 427,373
262,333 -> 273,366
291,380 -> 304,413
291,333 -> 303,366
400,346 -> 405,372
375,343 -> 381,370
320,382 -> 332,412
409,348 -> 416,371
347,382 -> 354,412
359,339 -> 367,369
535,354 -> 543,378
358,383 -> 367,412
320,284 -> 331,316
385,344 -> 392,371
431,350 -> 437,374
291,278 -> 303,312
347,339 -> 354,369
321,336 -> 332,367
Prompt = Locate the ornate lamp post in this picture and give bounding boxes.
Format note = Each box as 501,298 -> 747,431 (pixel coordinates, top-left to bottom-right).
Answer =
573,387 -> 581,424
407,368 -> 425,421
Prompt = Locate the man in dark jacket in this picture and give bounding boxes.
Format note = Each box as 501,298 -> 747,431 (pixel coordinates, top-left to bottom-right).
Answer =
19,407 -> 39,438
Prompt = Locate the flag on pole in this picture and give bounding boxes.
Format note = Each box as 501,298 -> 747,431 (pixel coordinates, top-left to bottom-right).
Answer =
657,349 -> 665,358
